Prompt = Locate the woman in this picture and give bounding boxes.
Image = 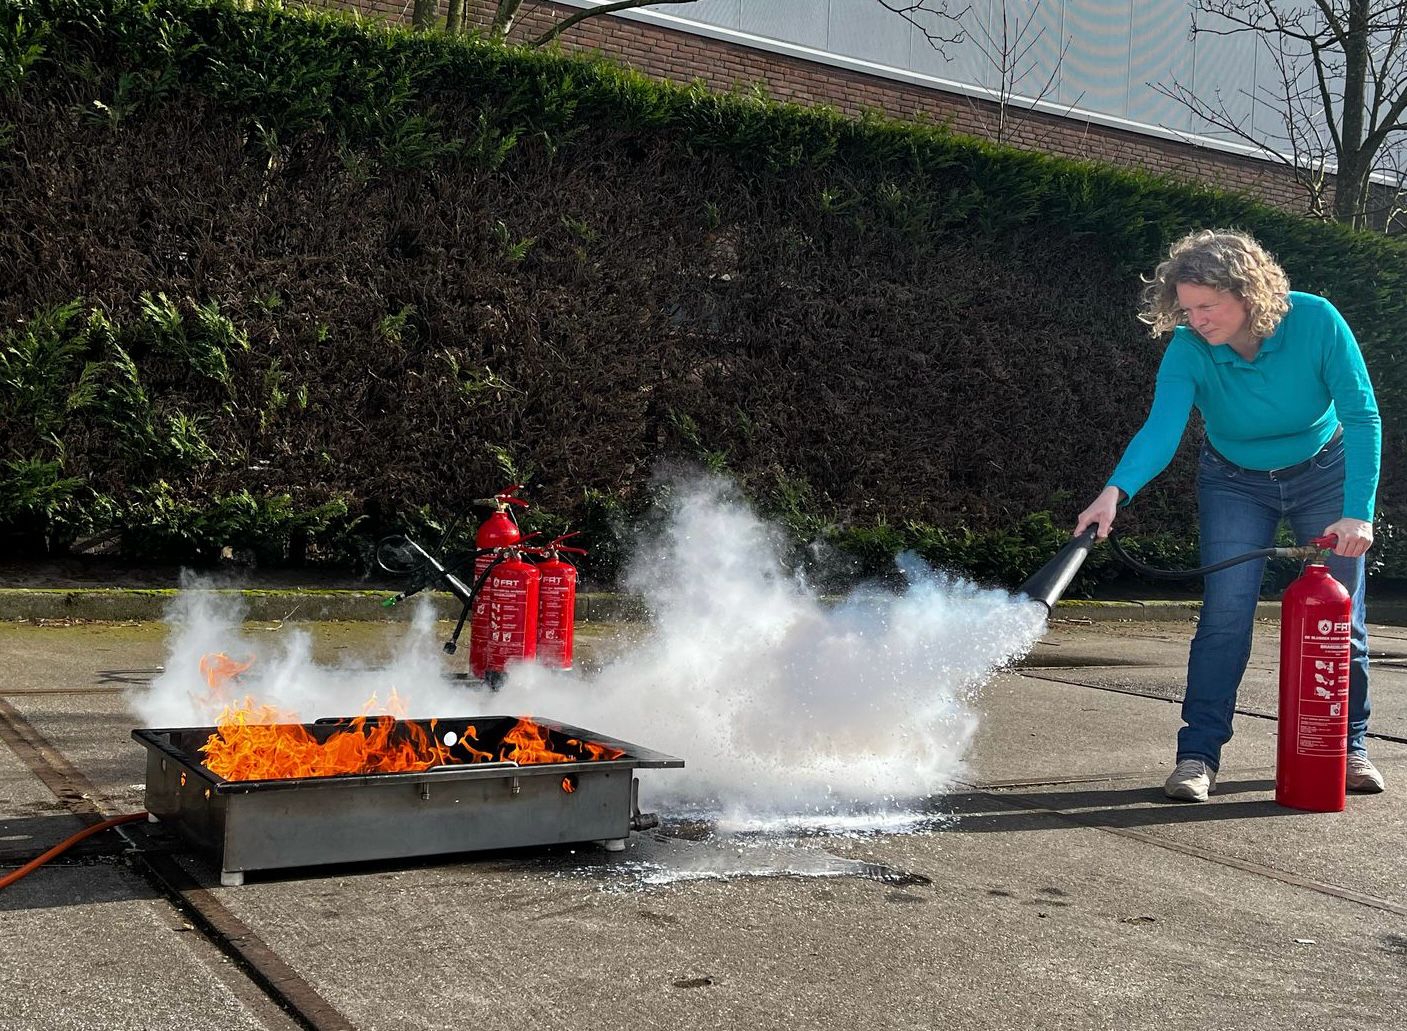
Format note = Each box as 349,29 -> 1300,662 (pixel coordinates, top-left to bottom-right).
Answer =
1074,229 -> 1383,802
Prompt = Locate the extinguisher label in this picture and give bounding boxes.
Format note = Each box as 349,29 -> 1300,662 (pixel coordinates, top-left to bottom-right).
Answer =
536,565 -> 575,668
1297,620 -> 1350,756
473,567 -> 539,674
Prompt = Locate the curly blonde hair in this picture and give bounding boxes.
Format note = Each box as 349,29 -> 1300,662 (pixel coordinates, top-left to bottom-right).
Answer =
1139,229 -> 1290,338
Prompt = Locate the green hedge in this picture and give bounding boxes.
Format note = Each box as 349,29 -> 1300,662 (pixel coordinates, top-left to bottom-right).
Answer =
1,0 -> 1404,591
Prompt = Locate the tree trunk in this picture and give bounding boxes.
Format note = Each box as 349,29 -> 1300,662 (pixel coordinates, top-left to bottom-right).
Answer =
1332,153 -> 1370,228
445,0 -> 465,36
490,0 -> 521,40
411,0 -> 438,31
1332,1 -> 1371,227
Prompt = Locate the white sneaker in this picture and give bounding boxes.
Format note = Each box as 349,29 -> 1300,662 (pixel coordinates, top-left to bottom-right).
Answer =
1347,753 -> 1385,793
1164,759 -> 1216,802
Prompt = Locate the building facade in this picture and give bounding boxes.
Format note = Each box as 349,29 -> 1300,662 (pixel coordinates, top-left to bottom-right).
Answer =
337,0 -> 1370,219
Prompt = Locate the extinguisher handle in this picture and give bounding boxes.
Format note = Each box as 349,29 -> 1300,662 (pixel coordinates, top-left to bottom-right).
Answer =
473,484 -> 527,506
524,545 -> 587,558
544,531 -> 586,557
1310,533 -> 1338,550
472,495 -> 529,509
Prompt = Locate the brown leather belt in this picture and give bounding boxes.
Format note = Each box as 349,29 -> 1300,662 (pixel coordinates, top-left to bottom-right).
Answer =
1205,427 -> 1343,482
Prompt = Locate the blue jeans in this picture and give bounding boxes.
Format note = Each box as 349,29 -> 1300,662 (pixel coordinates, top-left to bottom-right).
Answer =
1180,438 -> 1370,769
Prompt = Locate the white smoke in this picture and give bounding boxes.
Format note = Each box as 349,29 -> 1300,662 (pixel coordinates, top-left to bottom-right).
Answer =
498,476 -> 1046,826
133,474 -> 1046,829
131,574 -> 464,729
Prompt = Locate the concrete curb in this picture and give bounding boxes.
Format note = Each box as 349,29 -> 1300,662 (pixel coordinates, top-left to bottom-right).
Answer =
1050,598 -> 1280,622
0,586 -> 1218,624
13,590 -> 1407,624
0,588 -> 653,624
14,589 -> 1403,625
3,588 -> 1401,626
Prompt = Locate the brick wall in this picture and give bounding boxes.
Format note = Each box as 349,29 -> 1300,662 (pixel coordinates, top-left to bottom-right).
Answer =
331,0 -> 1314,215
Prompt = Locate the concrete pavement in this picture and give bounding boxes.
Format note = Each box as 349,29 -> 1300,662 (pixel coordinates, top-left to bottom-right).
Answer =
1,614 -> 1405,1031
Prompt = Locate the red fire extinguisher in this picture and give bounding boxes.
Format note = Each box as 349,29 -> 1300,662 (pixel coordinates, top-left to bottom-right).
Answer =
469,485 -> 539,683
1277,535 -> 1352,813
472,551 -> 540,682
536,532 -> 587,670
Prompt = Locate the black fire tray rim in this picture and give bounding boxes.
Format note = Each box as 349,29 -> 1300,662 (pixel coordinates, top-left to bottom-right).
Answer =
131,713 -> 684,795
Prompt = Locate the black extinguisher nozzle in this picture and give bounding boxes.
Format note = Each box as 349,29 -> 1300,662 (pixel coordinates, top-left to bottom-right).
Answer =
1017,525 -> 1099,612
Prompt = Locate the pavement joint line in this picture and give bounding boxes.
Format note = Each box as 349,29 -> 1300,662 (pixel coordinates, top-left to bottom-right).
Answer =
974,772 -> 1165,789
0,698 -> 359,1031
1013,670 -> 1407,746
0,687 -> 129,696
130,844 -> 359,1031
958,780 -> 1407,918
0,698 -> 111,821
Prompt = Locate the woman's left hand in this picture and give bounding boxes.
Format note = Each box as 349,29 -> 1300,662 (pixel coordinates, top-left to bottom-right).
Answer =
1322,517 -> 1374,558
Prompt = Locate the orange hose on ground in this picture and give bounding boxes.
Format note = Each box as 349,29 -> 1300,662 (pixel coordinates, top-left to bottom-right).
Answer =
0,812 -> 149,891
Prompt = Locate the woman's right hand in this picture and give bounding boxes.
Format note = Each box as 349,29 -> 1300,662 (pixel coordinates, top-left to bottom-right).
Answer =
1074,486 -> 1123,539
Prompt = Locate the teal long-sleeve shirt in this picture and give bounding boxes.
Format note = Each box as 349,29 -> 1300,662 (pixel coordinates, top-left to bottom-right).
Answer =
1107,292 -> 1381,521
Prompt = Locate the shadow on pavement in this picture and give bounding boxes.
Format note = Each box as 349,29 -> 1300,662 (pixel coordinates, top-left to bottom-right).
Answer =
94,669 -> 161,687
934,778 -> 1335,833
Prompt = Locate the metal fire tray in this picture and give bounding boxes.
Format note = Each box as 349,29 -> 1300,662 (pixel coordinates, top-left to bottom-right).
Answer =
133,715 -> 684,886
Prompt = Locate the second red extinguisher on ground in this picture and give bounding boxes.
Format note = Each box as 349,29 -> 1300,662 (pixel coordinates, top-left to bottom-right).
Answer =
537,533 -> 587,670
1276,535 -> 1352,812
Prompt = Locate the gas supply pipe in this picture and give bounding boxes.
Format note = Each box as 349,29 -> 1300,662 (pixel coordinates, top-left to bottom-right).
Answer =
0,812 -> 149,891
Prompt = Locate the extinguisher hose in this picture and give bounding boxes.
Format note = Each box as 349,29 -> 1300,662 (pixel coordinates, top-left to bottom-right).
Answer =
1107,532 -> 1323,580
443,551 -> 511,655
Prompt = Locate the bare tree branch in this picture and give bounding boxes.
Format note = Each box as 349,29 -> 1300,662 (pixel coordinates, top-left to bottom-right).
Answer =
883,0 -> 1080,148
532,0 -> 700,47
1162,1 -> 1407,229
874,0 -> 969,59
1191,2 -> 1324,45
1152,78 -> 1332,219
961,0 -> 1077,146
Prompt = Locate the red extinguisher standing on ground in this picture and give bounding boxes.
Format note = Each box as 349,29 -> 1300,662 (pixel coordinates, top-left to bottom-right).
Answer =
469,486 -> 539,685
536,533 -> 587,670
1277,535 -> 1352,812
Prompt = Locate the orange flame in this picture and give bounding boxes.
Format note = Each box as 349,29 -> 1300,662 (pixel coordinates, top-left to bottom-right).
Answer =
500,718 -> 576,764
498,721 -> 626,764
197,652 -> 253,706
457,723 -> 495,763
567,736 -> 626,762
201,705 -> 451,781
193,650 -> 623,782
200,708 -> 625,782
